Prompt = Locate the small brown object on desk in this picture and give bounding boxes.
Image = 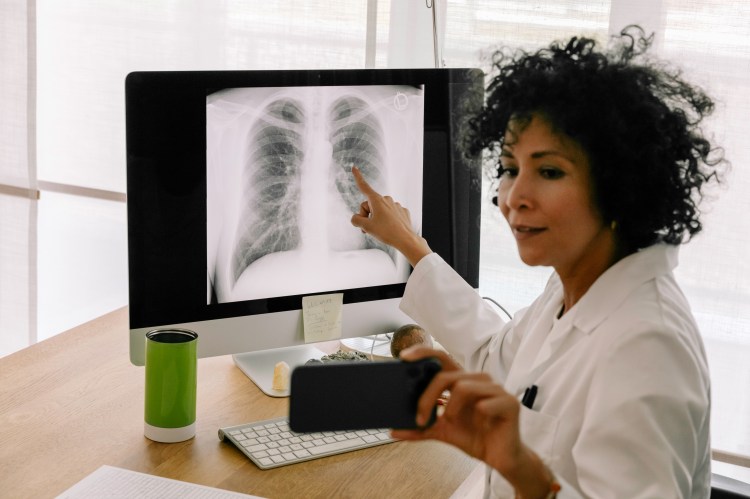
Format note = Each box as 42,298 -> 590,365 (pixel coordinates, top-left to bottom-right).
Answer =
0,307 -> 476,498
390,323 -> 434,358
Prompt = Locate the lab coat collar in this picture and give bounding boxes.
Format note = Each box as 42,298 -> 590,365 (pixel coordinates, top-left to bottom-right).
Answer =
506,244 -> 679,396
567,243 -> 679,335
505,244 -> 677,396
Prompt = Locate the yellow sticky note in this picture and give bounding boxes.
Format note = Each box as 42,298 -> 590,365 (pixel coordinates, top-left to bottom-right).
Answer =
302,293 -> 344,343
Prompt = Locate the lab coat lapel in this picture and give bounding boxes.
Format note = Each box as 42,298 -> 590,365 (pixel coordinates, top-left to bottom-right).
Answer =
506,308 -> 586,397
502,282 -> 562,396
531,310 -> 583,372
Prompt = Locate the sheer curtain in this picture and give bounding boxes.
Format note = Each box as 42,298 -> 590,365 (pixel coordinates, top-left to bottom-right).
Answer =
660,0 -> 750,471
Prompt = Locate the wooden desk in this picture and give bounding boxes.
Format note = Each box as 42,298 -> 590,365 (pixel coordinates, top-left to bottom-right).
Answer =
0,307 -> 477,498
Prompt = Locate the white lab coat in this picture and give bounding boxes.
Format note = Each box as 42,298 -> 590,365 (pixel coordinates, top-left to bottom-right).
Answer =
400,244 -> 711,499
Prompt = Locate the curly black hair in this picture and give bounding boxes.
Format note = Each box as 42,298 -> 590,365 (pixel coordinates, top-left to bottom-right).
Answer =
463,25 -> 726,253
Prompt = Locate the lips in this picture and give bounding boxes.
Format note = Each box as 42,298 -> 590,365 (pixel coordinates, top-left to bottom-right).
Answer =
511,225 -> 546,240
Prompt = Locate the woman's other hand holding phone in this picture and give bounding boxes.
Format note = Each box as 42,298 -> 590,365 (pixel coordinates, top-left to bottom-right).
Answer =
393,346 -> 556,499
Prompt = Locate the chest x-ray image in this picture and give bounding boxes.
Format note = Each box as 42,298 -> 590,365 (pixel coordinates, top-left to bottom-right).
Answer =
207,84 -> 424,304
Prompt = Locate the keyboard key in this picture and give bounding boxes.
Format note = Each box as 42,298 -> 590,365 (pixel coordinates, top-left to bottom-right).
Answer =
308,437 -> 366,455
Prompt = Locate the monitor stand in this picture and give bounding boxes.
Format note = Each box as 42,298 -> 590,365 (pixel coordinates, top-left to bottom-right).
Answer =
233,344 -> 327,398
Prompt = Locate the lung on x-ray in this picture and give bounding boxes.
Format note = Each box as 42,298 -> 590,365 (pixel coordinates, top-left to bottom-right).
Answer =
206,85 -> 424,304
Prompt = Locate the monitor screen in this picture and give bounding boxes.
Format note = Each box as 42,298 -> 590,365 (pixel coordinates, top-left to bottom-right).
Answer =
207,84 -> 419,304
126,68 -> 483,395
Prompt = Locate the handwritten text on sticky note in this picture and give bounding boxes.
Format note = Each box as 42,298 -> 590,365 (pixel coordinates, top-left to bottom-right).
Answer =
302,293 -> 344,343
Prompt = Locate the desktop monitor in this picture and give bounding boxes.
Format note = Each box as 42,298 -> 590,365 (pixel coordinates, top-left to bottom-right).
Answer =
126,68 -> 483,396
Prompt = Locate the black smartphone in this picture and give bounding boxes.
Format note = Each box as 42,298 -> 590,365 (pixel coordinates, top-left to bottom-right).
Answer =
288,357 -> 441,433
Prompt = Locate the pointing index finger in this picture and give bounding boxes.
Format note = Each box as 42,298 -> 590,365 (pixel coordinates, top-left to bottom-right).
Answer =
352,166 -> 378,198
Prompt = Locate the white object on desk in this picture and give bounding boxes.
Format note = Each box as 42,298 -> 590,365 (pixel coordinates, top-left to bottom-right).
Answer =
56,465 -> 265,499
233,344 -> 326,397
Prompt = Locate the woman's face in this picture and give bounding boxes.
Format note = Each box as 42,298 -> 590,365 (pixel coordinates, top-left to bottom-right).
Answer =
497,114 -> 615,278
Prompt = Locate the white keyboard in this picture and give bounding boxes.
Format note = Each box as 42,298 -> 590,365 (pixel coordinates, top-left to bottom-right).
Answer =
218,416 -> 396,469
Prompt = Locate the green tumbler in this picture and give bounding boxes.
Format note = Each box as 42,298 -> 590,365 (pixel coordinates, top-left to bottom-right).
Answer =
144,328 -> 198,443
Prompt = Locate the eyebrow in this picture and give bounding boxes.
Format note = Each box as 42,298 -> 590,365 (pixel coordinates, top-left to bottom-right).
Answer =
501,148 -> 577,163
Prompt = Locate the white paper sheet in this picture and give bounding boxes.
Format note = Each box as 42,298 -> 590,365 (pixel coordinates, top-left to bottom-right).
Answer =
56,465 -> 265,499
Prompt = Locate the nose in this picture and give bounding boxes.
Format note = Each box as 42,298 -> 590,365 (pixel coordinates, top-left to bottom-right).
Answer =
498,171 -> 532,212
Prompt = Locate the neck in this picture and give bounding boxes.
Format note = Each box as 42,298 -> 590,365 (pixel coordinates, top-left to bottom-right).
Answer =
557,231 -> 625,316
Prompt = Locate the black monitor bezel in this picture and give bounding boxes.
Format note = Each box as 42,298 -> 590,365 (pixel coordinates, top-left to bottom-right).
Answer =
125,68 -> 482,330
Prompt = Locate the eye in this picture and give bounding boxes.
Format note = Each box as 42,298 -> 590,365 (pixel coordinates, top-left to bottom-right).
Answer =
499,163 -> 518,178
540,166 -> 564,179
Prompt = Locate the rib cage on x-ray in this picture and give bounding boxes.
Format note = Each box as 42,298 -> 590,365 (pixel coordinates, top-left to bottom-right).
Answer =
327,96 -> 395,261
229,91 -> 395,288
231,98 -> 306,282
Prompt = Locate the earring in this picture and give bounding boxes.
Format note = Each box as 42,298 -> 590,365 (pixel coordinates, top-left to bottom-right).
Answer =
611,220 -> 618,231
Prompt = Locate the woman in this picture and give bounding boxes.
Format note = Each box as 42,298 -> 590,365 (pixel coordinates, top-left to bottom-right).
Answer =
350,27 -> 725,498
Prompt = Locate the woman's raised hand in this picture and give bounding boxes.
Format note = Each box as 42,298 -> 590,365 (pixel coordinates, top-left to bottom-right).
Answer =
349,166 -> 431,266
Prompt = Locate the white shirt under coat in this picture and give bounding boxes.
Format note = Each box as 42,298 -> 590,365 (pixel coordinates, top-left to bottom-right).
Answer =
399,243 -> 711,499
